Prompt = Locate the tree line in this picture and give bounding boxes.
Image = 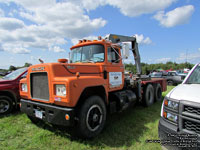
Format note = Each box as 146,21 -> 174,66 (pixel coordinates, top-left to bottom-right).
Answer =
0,63 -> 32,73
125,62 -> 194,75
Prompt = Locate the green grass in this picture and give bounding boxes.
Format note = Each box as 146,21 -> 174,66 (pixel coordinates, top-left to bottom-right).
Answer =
0,86 -> 175,150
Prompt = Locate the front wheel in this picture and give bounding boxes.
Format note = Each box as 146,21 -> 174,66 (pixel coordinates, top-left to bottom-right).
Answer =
77,96 -> 106,139
0,96 -> 13,115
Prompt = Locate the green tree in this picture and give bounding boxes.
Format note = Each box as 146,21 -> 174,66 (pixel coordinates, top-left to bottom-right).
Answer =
24,63 -> 32,67
9,65 -> 16,71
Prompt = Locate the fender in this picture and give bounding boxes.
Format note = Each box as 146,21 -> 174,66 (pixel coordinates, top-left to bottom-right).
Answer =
67,76 -> 108,107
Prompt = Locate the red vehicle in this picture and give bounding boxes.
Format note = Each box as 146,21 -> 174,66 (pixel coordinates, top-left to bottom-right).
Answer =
0,67 -> 27,115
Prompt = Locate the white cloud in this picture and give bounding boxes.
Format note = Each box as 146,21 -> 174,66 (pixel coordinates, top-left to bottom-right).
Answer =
49,46 -> 66,53
198,48 -> 200,52
18,2 -> 107,38
176,52 -> 200,63
9,0 -> 55,10
81,0 -> 106,11
0,43 -> 3,51
154,5 -> 194,27
107,0 -> 176,17
134,34 -> 152,45
2,43 -> 31,54
156,57 -> 171,63
71,36 -> 98,45
0,1 -> 107,54
71,0 -> 176,17
0,17 -> 25,30
0,8 -> 4,17
8,9 -> 18,17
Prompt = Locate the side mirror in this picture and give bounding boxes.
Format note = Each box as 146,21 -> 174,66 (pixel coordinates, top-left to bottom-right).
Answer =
122,43 -> 129,59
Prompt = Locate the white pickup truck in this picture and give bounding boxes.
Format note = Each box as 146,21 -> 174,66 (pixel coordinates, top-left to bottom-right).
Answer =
159,63 -> 200,150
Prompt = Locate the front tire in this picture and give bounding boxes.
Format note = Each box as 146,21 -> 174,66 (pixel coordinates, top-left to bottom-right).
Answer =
77,96 -> 106,139
0,96 -> 13,115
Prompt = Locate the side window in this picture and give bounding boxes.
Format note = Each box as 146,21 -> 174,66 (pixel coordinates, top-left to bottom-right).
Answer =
107,47 -> 120,63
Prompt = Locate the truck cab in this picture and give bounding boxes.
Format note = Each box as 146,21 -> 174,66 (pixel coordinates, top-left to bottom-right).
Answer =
159,63 -> 200,149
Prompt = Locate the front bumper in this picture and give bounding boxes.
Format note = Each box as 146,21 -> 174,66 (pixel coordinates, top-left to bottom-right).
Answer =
20,99 -> 75,126
159,117 -> 199,150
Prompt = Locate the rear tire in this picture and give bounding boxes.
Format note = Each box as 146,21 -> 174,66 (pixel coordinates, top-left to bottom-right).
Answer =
154,84 -> 162,102
143,84 -> 154,107
77,95 -> 106,139
0,96 -> 13,115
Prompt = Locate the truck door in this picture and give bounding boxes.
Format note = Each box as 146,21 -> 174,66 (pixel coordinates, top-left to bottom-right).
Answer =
105,46 -> 124,91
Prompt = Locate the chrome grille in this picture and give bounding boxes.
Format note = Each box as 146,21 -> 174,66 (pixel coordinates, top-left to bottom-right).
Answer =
31,72 -> 49,101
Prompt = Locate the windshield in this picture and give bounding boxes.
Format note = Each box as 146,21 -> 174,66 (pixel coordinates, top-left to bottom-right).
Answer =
2,67 -> 27,80
70,44 -> 104,63
185,65 -> 200,84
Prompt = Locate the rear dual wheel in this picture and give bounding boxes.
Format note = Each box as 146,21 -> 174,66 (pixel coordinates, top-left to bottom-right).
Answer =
143,84 -> 154,107
154,83 -> 162,102
143,83 -> 162,106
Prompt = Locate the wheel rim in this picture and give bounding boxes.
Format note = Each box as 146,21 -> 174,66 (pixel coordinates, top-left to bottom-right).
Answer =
0,99 -> 10,113
86,104 -> 103,132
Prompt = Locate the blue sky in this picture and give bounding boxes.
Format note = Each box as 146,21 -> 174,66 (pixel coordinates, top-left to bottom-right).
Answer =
0,0 -> 199,69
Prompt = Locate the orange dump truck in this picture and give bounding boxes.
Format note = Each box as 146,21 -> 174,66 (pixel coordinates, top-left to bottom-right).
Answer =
20,34 -> 167,138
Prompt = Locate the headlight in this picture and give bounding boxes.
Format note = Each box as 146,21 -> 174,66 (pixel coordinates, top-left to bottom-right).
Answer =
163,111 -> 178,123
55,84 -> 66,96
164,98 -> 179,110
161,97 -> 179,123
21,83 -> 27,92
